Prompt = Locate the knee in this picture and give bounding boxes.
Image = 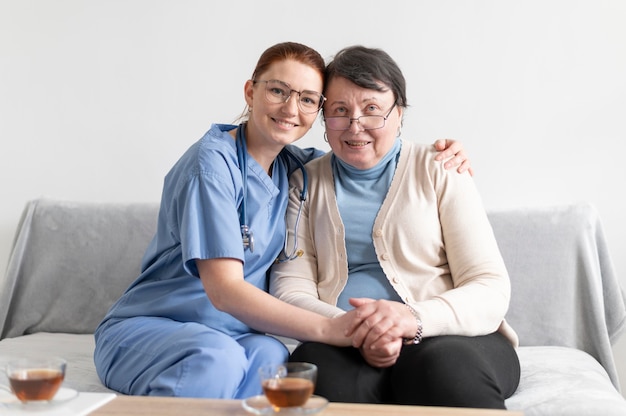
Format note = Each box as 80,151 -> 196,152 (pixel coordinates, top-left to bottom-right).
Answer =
238,334 -> 289,363
150,342 -> 254,398
421,337 -> 469,368
394,337 -> 506,408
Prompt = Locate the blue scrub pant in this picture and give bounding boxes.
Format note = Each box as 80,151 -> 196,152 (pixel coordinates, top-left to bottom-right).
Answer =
94,317 -> 289,398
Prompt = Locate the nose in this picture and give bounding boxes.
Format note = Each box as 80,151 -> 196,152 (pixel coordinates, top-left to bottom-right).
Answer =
348,116 -> 364,133
281,93 -> 299,114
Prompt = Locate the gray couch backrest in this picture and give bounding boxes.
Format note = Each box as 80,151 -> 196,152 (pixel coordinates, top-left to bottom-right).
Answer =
0,199 -> 158,338
1,199 -> 624,386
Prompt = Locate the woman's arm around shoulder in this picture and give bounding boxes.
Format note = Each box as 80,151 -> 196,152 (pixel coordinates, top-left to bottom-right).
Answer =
433,138 -> 474,175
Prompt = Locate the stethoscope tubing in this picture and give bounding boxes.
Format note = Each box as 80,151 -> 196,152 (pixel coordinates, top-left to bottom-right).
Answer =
236,123 -> 307,261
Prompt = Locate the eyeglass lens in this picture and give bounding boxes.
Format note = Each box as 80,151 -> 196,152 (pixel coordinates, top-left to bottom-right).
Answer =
324,115 -> 386,131
261,80 -> 323,114
324,103 -> 396,131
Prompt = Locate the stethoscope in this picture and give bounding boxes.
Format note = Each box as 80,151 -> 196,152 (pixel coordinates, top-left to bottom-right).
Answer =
236,124 -> 307,262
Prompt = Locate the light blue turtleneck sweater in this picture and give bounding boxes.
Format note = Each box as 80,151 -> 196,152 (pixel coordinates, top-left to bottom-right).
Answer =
333,138 -> 404,310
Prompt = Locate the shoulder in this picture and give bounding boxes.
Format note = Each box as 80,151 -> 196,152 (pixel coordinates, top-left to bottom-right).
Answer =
397,139 -> 471,189
305,150 -> 333,168
303,152 -> 333,181
166,124 -> 239,186
194,124 -> 238,170
283,145 -> 326,164
398,140 -> 439,169
199,124 -> 237,156
288,151 -> 332,191
401,140 -> 435,157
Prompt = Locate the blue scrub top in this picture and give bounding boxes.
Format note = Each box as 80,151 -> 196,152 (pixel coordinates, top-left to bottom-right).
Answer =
100,123 -> 321,337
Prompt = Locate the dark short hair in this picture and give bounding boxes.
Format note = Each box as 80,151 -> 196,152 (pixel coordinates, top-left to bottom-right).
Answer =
324,45 -> 407,109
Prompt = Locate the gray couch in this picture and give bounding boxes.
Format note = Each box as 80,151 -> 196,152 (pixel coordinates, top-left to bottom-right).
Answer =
1,198 -> 626,415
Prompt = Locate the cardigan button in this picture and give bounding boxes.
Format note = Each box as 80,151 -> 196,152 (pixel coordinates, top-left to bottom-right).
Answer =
374,229 -> 383,237
381,253 -> 390,260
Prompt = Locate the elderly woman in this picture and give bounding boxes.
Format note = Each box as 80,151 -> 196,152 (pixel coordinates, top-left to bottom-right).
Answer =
270,46 -> 520,409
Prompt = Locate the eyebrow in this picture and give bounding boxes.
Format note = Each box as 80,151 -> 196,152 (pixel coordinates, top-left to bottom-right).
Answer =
327,97 -> 384,107
272,79 -> 322,94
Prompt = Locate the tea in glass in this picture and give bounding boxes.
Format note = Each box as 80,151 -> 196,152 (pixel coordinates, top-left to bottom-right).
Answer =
6,357 -> 66,402
259,362 -> 316,408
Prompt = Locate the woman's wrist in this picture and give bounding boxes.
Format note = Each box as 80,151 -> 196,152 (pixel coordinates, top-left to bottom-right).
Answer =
403,304 -> 423,345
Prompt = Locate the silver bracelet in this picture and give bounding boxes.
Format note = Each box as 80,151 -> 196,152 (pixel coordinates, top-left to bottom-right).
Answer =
403,304 -> 423,345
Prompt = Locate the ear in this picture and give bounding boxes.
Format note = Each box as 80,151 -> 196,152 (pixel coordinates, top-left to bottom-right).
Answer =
396,105 -> 403,119
244,80 -> 255,108
395,106 -> 405,130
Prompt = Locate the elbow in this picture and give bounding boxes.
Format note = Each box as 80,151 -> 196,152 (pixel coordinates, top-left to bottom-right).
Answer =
206,291 -> 229,312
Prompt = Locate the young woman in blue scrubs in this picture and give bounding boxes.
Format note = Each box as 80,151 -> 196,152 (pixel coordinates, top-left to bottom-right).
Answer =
93,42 -> 470,399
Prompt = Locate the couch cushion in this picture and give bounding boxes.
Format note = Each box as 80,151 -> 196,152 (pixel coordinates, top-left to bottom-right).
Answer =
0,333 -> 115,393
3,335 -> 625,415
506,346 -> 626,415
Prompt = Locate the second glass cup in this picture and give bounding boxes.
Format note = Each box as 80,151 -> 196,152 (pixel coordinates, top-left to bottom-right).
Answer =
258,362 -> 317,409
5,357 -> 66,403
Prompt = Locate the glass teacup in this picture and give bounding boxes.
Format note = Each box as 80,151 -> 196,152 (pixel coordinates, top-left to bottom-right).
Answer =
258,362 -> 317,409
5,357 -> 66,403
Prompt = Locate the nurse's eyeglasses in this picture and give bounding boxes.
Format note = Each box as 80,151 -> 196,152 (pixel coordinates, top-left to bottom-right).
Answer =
253,79 -> 325,114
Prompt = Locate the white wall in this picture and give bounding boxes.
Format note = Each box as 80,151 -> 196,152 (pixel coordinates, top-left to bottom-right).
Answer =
2,0 -> 625,392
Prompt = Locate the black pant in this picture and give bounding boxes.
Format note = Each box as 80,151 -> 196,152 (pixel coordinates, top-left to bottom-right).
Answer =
289,332 -> 520,409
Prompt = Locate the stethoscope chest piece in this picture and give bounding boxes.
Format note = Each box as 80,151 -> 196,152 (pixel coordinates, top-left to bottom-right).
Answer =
241,224 -> 254,253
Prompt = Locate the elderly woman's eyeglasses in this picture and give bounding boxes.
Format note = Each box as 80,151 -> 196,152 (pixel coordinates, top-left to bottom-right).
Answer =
324,103 -> 397,131
253,79 -> 325,114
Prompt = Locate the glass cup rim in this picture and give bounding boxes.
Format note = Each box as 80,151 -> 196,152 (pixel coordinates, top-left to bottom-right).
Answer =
6,357 -> 67,376
7,356 -> 67,367
260,361 -> 316,373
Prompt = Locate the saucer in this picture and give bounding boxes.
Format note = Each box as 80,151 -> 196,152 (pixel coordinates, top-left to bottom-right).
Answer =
50,387 -> 80,403
0,387 -> 79,406
242,395 -> 328,415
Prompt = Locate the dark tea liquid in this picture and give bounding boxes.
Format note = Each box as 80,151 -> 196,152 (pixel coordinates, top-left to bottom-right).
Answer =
9,368 -> 64,402
262,377 -> 314,407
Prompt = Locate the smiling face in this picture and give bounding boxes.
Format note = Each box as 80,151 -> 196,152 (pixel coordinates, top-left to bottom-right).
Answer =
244,59 -> 323,154
323,76 -> 403,170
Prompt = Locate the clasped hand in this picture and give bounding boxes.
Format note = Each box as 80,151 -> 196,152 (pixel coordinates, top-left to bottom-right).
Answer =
341,298 -> 416,368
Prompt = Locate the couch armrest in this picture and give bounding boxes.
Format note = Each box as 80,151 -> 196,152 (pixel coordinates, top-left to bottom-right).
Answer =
488,203 -> 626,388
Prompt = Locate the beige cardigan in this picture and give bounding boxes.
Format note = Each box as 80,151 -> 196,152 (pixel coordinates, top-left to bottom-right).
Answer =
270,140 -> 518,347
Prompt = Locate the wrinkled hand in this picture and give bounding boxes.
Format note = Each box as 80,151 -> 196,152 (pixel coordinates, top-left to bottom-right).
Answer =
347,298 -> 411,348
345,298 -> 416,368
433,139 -> 474,176
359,338 -> 403,368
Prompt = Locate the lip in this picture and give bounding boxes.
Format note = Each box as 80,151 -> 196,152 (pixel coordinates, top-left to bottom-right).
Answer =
272,117 -> 298,129
344,140 -> 371,147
